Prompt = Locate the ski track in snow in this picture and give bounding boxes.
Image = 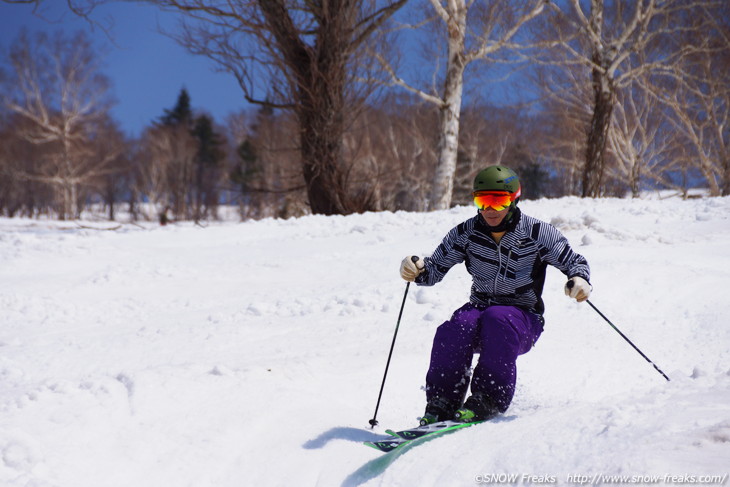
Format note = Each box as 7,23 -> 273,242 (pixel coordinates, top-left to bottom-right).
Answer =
1,196 -> 729,486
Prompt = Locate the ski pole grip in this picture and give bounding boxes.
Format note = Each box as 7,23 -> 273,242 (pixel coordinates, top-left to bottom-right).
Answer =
566,279 -> 574,289
412,255 -> 423,272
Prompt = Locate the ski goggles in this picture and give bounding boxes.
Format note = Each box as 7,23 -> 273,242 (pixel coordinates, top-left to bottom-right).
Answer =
472,190 -> 519,211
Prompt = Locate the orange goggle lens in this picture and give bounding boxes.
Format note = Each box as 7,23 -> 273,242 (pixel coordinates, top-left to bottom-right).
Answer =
473,191 -> 515,211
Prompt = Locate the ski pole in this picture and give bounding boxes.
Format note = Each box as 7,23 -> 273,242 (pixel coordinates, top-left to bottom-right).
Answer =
568,281 -> 670,381
369,258 -> 418,428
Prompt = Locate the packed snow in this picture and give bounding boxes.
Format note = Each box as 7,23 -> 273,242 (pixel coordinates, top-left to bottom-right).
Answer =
1,195 -> 729,487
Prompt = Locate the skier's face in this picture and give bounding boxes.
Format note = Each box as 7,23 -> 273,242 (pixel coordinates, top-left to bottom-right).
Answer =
479,206 -> 509,228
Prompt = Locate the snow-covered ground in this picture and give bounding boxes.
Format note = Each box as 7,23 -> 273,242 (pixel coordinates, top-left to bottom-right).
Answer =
1,196 -> 729,487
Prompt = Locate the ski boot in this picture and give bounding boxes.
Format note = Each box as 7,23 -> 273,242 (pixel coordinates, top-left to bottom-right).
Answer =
419,396 -> 458,426
454,393 -> 500,423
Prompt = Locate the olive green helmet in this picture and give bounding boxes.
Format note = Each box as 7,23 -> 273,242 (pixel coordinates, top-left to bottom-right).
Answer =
472,166 -> 521,196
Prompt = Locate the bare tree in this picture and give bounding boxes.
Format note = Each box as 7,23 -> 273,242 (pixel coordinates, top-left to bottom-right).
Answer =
656,75 -> 729,196
379,0 -> 547,209
545,0 -> 721,197
455,105 -> 560,201
339,93 -> 440,211
1,0 -> 111,34
647,5 -> 730,196
143,0 -> 407,215
0,115 -> 56,216
228,107 -> 305,219
93,121 -> 132,220
607,78 -> 676,197
137,122 -> 198,219
529,44 -> 593,195
0,29 -> 120,219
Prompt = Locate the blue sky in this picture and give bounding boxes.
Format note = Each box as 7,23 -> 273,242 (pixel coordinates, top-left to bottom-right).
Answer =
0,2 -> 248,137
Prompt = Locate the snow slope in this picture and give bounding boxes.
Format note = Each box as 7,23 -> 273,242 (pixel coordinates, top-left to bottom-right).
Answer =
1,196 -> 729,487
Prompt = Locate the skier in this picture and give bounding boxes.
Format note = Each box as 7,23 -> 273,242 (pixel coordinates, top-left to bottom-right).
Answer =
400,165 -> 591,425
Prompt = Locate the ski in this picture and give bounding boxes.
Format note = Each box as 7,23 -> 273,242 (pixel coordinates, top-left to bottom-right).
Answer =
364,420 -> 485,453
385,420 -> 468,439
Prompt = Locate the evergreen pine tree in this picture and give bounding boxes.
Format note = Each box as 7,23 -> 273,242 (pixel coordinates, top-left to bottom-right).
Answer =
193,115 -> 225,167
192,114 -> 226,219
160,88 -> 193,127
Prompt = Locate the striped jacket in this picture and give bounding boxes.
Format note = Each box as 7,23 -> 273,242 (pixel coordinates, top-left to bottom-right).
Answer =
415,208 -> 590,315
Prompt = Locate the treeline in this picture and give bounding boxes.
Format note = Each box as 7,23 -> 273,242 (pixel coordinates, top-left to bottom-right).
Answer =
1,0 -> 728,221
0,79 -> 559,221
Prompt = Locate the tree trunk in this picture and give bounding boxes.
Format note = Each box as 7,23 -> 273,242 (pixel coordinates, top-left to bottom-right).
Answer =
430,71 -> 464,210
299,107 -> 346,215
429,2 -> 467,211
583,79 -> 614,197
296,28 -> 348,215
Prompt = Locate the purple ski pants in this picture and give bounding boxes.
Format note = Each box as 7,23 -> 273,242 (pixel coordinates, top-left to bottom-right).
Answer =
425,303 -> 544,413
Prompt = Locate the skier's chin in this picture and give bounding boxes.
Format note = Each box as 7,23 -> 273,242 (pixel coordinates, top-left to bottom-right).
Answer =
481,211 -> 506,227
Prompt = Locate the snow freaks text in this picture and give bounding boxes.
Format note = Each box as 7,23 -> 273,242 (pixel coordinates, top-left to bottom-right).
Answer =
473,473 -> 728,485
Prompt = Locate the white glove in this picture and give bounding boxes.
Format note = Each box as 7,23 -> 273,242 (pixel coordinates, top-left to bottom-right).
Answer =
400,256 -> 424,282
565,276 -> 591,302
